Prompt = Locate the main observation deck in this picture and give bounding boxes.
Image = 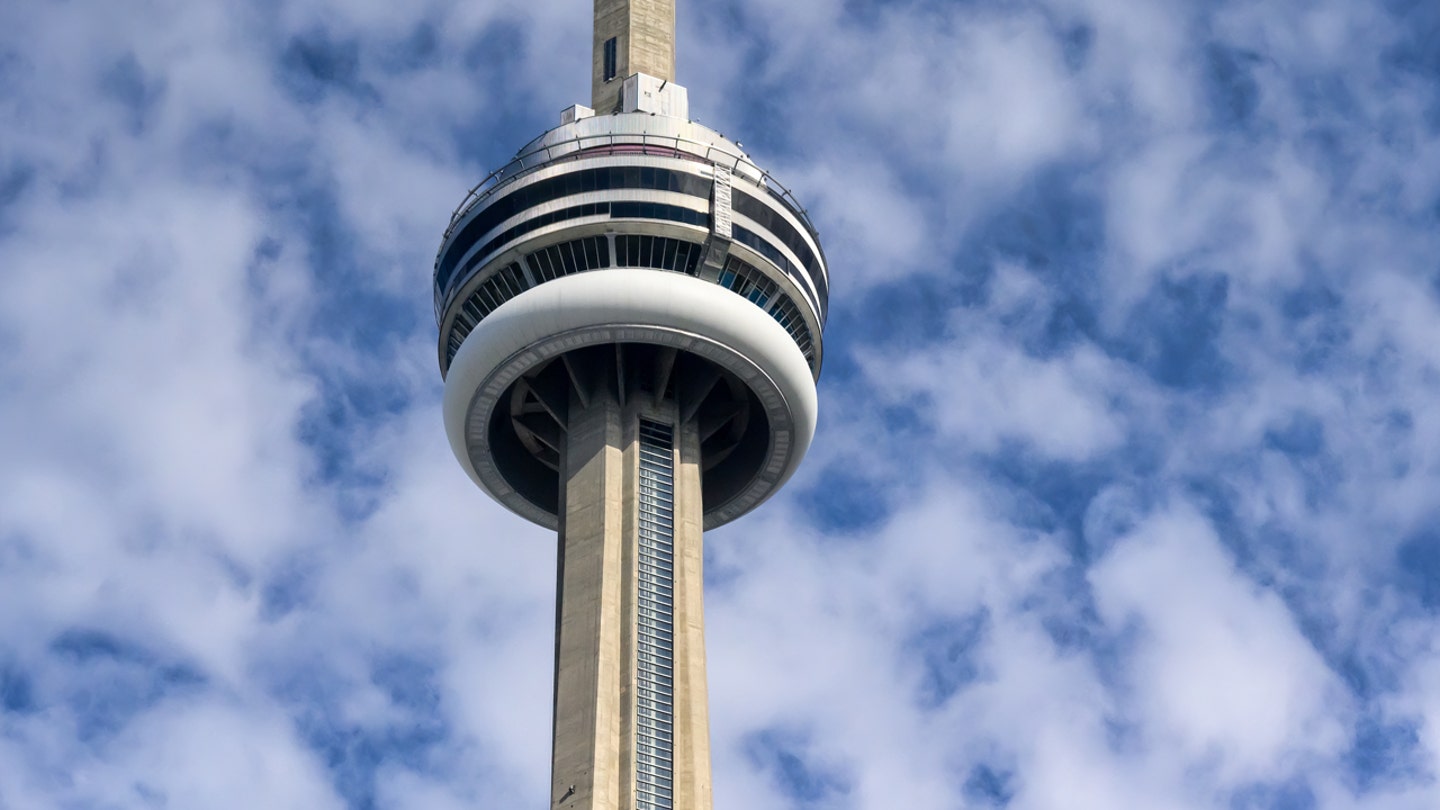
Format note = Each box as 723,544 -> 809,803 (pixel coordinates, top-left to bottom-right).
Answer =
433,113 -> 829,380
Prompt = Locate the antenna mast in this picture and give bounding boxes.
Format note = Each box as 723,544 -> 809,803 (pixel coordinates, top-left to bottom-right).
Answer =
592,0 -> 676,112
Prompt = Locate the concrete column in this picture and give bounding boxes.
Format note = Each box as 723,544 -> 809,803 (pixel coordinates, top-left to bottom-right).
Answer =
592,0 -> 676,112
553,389 -> 626,810
669,415 -> 713,810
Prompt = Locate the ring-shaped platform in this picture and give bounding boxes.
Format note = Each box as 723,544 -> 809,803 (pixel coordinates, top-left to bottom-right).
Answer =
443,268 -> 819,530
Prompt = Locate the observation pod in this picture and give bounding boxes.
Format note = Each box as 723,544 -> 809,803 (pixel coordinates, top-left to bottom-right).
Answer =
436,105 -> 830,530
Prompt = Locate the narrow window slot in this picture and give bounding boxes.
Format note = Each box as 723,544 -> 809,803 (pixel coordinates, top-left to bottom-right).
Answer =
603,37 -> 618,82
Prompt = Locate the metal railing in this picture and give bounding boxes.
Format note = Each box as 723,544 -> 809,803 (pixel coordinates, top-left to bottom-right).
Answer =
439,131 -> 820,250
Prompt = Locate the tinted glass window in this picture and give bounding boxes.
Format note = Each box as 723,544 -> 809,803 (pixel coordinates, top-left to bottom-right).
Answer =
731,224 -> 822,320
732,192 -> 828,314
438,167 -> 709,292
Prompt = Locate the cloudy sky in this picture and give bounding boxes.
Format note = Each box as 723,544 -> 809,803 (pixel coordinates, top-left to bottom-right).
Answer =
3,0 -> 1440,807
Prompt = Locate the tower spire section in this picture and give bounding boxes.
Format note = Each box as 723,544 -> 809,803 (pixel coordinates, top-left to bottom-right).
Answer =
591,0 -> 676,113
433,2 -> 829,808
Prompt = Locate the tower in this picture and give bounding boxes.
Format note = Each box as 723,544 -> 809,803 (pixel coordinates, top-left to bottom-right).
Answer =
433,2 -> 828,807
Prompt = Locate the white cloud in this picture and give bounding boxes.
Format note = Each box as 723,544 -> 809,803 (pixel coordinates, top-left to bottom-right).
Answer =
99,701 -> 347,810
862,329 -> 1131,462
1090,503 -> 1349,782
3,0 -> 1440,806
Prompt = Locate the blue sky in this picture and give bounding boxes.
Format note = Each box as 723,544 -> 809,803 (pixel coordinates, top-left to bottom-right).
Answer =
2,0 -> 1440,807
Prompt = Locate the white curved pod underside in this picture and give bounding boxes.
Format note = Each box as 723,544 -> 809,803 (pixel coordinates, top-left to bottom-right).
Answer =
443,268 -> 818,530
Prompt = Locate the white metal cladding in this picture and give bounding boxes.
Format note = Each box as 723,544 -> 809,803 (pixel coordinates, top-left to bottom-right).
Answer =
458,116 -> 769,220
441,269 -> 820,529
636,419 -> 676,810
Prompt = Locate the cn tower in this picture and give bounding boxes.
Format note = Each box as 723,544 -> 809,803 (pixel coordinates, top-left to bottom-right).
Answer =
433,1 -> 828,807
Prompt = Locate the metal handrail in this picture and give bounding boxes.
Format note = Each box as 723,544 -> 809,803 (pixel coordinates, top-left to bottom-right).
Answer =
439,131 -> 819,250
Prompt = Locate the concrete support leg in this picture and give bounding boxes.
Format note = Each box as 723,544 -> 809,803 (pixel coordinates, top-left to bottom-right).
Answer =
669,416 -> 713,810
553,389 -> 626,810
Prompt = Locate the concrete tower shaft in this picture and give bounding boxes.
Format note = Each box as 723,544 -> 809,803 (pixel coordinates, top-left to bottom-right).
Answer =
592,0 -> 676,113
551,387 -> 711,810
